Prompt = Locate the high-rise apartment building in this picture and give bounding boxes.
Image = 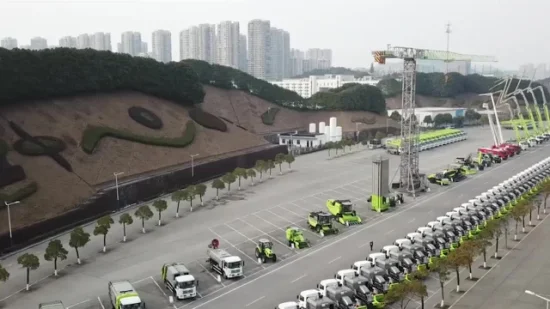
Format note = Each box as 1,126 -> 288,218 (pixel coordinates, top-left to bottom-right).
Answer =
179,24 -> 216,63
76,34 -> 90,49
30,37 -> 48,50
152,30 -> 172,63
141,42 -> 148,54
89,32 -> 111,51
238,34 -> 248,73
305,48 -> 332,71
290,49 -> 304,77
247,19 -> 271,80
216,21 -> 240,69
120,31 -> 142,56
1,37 -> 18,49
59,36 -> 77,48
269,27 -> 290,80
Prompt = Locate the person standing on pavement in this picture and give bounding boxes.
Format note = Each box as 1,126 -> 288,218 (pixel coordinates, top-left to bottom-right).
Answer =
369,241 -> 374,251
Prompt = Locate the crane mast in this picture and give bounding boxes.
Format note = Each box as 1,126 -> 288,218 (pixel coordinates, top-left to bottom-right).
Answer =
373,46 -> 497,196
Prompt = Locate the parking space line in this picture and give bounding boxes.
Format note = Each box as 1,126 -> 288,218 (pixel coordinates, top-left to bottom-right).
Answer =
225,223 -> 258,245
67,299 -> 91,309
327,256 -> 341,264
275,205 -> 305,218
238,217 -> 290,248
97,296 -> 105,309
289,201 -> 316,213
245,295 -> 265,307
291,274 -> 307,283
208,227 -> 263,266
407,218 -> 416,223
384,229 -> 395,235
132,277 -> 150,284
310,195 -> 327,202
151,276 -> 168,298
196,262 -> 226,287
336,187 -> 364,197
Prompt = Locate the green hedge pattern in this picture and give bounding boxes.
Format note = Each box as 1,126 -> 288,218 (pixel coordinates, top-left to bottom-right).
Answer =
0,181 -> 38,204
0,48 -> 205,106
188,108 -> 227,132
261,108 -> 280,125
81,120 -> 196,154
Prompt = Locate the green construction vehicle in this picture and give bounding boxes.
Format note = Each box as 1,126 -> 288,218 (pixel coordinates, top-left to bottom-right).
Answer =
285,227 -> 310,249
326,199 -> 362,226
368,192 -> 404,212
255,239 -> 277,263
307,211 -> 339,237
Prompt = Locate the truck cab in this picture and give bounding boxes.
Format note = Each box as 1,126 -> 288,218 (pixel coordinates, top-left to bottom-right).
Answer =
324,282 -> 362,309
276,302 -> 299,309
394,239 -> 428,266
380,245 -> 400,259
108,281 -> 145,309
318,279 -> 340,296
417,227 -> 449,255
161,263 -> 198,300
351,261 -> 372,275
207,244 -> 244,279
388,250 -> 417,275
305,295 -> 336,309
339,272 -> 373,307
297,289 -> 322,309
366,253 -> 387,267
426,222 -> 459,250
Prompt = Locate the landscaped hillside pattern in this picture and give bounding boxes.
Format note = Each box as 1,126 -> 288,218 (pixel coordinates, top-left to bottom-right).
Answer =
0,92 -> 269,234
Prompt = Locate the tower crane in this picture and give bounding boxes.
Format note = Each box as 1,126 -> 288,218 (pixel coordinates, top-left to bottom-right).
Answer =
372,46 -> 497,195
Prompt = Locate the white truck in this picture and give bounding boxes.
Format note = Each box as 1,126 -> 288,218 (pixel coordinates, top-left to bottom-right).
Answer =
275,302 -> 299,309
108,281 -> 145,309
297,289 -> 322,308
351,261 -> 372,275
207,241 -> 244,279
161,263 -> 198,300
317,279 -> 340,296
39,301 -> 65,309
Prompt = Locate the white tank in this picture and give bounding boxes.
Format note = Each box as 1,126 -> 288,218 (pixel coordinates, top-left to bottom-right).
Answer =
319,122 -> 326,134
329,117 -> 337,130
309,123 -> 316,133
335,126 -> 343,142
324,126 -> 330,142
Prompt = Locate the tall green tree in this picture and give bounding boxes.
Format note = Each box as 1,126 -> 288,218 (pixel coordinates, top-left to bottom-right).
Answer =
185,185 -> 196,212
94,215 -> 114,253
447,248 -> 468,292
171,190 -> 187,218
247,169 -> 257,185
195,183 -> 207,206
69,227 -> 90,264
266,160 -> 275,177
274,153 -> 286,174
17,253 -> 39,291
211,178 -> 225,200
255,160 -> 266,181
152,199 -> 168,226
485,219 -> 504,259
221,172 -> 237,191
385,280 -> 415,309
410,278 -> 428,309
423,115 -> 433,126
118,213 -> 134,242
233,167 -> 248,190
135,205 -> 154,233
431,258 -> 450,308
44,239 -> 68,276
0,263 -> 10,282
390,111 -> 402,121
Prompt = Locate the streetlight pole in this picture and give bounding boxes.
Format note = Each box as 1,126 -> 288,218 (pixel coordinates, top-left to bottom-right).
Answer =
113,172 -> 124,208
525,290 -> 550,309
190,154 -> 199,177
5,200 -> 21,246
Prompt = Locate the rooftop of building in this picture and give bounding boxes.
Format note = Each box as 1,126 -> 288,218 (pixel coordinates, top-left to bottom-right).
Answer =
279,130 -> 324,137
388,107 -> 467,112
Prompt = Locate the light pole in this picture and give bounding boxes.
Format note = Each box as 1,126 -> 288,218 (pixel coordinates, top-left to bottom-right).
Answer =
190,154 -> 199,177
5,200 -> 21,246
525,290 -> 550,309
289,133 -> 297,155
113,172 -> 124,208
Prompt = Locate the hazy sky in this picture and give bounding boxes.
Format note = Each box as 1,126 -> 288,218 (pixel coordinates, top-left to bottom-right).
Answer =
2,0 -> 549,70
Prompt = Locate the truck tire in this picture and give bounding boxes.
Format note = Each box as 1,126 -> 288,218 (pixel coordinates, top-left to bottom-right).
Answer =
272,254 -> 277,262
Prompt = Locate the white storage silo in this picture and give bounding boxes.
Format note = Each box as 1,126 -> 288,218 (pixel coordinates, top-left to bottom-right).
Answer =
329,117 -> 337,141
324,126 -> 330,142
335,126 -> 343,142
318,122 -> 326,134
309,123 -> 316,133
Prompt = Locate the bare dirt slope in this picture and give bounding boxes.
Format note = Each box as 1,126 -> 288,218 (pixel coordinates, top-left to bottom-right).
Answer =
202,86 -> 399,134
0,91 -> 268,232
385,93 -> 484,109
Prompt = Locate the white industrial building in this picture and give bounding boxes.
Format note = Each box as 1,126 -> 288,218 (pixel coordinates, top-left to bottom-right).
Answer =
271,75 -> 380,98
278,117 -> 343,148
387,107 -> 466,126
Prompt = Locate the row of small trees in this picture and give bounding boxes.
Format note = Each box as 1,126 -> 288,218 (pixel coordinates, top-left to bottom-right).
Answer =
385,185 -> 550,309
326,139 -> 358,156
0,152 -> 296,291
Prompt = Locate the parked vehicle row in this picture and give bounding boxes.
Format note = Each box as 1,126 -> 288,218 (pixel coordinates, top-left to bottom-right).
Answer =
427,152 -> 500,186
386,129 -> 467,155
275,157 -> 550,309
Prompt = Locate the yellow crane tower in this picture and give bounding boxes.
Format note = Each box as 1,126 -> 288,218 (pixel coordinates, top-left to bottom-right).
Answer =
372,46 -> 497,195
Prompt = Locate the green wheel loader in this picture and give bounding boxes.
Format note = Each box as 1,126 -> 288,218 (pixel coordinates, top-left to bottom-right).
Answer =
326,199 -> 362,226
255,239 -> 276,263
307,211 -> 339,237
285,227 -> 309,249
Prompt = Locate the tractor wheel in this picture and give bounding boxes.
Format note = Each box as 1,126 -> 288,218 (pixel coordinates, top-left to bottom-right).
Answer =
272,254 -> 277,262
261,256 -> 266,263
345,221 -> 349,227
319,229 -> 325,237
255,248 -> 261,258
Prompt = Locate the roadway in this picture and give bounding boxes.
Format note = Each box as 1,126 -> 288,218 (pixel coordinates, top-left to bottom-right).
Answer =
0,127 -> 524,309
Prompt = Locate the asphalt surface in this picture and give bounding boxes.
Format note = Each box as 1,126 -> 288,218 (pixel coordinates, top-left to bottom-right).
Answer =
0,127 -> 529,309
439,207 -> 550,309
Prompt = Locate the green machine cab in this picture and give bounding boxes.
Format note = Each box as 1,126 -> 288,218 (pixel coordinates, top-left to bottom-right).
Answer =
285,227 -> 309,249
307,211 -> 339,236
255,239 -> 276,263
326,199 -> 362,226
